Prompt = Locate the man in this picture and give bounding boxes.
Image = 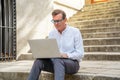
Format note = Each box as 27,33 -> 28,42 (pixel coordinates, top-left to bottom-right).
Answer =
28,9 -> 84,80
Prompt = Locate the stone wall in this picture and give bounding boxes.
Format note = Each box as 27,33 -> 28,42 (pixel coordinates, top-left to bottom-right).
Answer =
16,0 -> 54,58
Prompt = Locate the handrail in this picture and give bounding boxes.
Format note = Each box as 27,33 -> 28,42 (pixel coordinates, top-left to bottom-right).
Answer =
54,1 -> 80,11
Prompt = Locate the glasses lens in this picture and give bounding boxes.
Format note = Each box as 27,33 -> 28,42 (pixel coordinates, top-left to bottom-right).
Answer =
51,19 -> 63,24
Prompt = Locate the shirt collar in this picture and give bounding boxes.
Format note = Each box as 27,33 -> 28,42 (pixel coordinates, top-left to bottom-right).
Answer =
55,25 -> 69,35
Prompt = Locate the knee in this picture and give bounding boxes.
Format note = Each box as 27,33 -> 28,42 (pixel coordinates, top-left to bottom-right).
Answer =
33,59 -> 43,68
51,59 -> 64,65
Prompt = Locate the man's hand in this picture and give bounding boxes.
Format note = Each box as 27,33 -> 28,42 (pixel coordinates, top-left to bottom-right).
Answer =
61,53 -> 68,58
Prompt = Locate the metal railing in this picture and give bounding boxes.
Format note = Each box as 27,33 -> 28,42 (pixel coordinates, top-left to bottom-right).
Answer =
0,26 -> 16,61
0,0 -> 16,61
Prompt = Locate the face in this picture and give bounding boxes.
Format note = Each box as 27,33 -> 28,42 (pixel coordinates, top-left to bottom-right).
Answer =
52,13 -> 67,33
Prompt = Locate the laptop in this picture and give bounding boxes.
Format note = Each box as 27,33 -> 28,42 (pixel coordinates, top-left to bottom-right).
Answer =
28,39 -> 61,58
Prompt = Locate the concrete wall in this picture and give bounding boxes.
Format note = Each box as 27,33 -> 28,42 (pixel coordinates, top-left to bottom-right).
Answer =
16,0 -> 54,58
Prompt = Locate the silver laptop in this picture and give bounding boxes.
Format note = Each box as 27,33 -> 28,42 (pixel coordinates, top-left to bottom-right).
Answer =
28,39 -> 61,58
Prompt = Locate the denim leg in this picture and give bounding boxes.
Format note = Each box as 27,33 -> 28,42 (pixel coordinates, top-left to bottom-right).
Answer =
27,59 -> 43,80
51,59 -> 79,80
28,58 -> 79,80
28,59 -> 54,80
51,58 -> 65,80
63,59 -> 79,74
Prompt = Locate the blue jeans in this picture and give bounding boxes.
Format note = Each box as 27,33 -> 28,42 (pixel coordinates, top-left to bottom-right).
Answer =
28,58 -> 79,80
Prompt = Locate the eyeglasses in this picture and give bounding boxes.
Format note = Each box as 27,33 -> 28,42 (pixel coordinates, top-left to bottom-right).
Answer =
51,19 -> 63,24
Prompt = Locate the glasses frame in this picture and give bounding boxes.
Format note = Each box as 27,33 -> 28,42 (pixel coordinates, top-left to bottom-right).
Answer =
51,18 -> 64,24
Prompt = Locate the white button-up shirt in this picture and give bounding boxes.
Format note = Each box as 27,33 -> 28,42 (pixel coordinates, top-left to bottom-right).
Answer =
48,25 -> 84,61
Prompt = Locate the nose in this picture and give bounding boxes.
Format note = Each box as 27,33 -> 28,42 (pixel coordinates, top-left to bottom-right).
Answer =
54,22 -> 59,25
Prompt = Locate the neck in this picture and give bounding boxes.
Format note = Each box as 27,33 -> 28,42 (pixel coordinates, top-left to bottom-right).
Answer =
58,24 -> 66,34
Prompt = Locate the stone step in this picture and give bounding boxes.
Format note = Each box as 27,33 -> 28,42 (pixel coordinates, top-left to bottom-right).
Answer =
77,22 -> 120,29
74,8 -> 120,18
69,8 -> 120,20
68,18 -> 120,27
72,14 -> 120,22
83,52 -> 120,61
83,37 -> 120,45
17,53 -> 34,60
83,14 -> 119,21
82,31 -> 120,39
77,7 -> 120,15
68,12 -> 120,21
18,52 -> 120,61
84,45 -> 120,52
0,60 -> 120,80
80,26 -> 120,33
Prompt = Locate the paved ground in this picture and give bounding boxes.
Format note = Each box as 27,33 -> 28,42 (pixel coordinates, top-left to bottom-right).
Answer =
0,60 -> 120,80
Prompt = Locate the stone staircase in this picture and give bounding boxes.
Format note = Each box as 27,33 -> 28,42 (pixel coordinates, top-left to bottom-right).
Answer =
14,1 -> 120,80
68,0 -> 120,61
0,0 -> 120,80
18,0 -> 120,61
69,0 -> 120,21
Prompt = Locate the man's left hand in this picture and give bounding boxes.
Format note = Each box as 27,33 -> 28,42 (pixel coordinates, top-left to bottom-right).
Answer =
61,53 -> 68,58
